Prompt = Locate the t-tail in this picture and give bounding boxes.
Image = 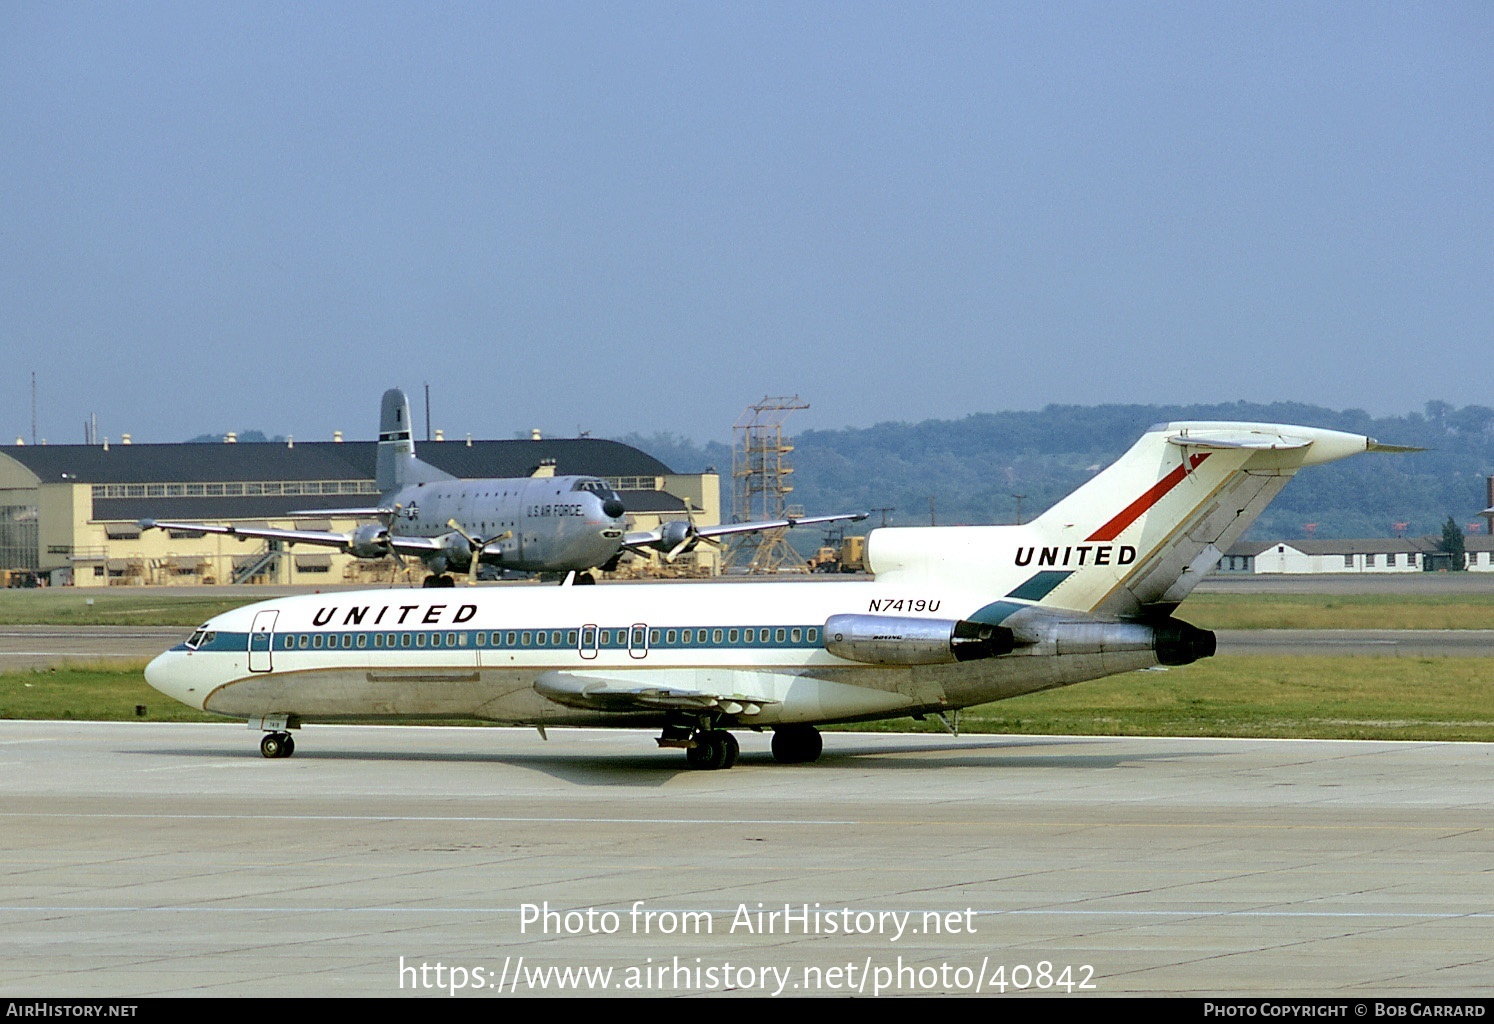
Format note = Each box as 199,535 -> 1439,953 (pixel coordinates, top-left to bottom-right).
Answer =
868,421 -> 1408,619
375,388 -> 457,493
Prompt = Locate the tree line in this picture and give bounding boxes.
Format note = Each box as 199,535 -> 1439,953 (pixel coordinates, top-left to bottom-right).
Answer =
618,401 -> 1494,542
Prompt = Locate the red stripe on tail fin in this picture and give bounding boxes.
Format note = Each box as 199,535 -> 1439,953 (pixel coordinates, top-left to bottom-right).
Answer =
1085,453 -> 1210,542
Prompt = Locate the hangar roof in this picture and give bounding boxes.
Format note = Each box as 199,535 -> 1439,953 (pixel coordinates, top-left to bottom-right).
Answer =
0,438 -> 674,486
88,489 -> 692,523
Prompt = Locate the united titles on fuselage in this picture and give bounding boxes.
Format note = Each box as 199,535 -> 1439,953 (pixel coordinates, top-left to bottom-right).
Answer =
311,603 -> 479,627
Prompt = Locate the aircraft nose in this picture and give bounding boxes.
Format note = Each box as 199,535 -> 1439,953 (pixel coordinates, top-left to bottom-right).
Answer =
601,498 -> 626,519
144,649 -> 207,710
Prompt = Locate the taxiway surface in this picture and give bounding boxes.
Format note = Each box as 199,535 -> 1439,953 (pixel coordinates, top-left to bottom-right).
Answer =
1,722 -> 1488,997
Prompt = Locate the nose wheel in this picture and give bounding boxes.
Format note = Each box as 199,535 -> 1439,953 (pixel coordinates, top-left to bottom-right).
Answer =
260,732 -> 295,759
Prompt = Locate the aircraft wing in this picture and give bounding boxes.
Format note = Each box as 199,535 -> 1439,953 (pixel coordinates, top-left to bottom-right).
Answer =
622,511 -> 868,552
286,506 -> 398,519
138,519 -> 445,556
533,670 -> 779,716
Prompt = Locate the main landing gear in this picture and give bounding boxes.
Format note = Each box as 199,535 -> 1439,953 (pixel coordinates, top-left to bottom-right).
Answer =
658,716 -> 740,770
771,725 -> 823,764
422,573 -> 457,588
260,732 -> 295,758
685,730 -> 740,770
658,718 -> 823,769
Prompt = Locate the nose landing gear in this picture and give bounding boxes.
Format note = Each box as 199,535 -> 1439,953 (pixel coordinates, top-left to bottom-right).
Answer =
252,715 -> 299,758
260,732 -> 295,758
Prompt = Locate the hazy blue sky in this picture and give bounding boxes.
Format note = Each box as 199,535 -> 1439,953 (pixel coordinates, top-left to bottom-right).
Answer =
4,2 -> 1490,445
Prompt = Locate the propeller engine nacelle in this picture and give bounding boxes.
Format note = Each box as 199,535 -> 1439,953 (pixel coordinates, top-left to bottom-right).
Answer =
652,520 -> 696,555
824,614 -> 1016,665
347,523 -> 392,559
437,532 -> 474,571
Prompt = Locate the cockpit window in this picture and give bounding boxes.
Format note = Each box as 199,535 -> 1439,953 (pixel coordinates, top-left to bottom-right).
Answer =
571,479 -> 620,502
186,626 -> 210,650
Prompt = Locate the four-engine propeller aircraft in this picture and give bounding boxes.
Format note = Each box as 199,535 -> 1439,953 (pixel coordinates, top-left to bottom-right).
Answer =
142,389 -> 865,586
145,420 -> 1408,768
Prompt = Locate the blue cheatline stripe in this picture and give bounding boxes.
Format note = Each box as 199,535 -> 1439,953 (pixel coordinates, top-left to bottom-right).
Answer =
222,626 -> 830,654
963,600 -> 1027,626
1005,571 -> 1073,602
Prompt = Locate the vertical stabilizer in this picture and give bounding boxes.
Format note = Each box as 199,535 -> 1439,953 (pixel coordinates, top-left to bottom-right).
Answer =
867,422 -> 1386,618
376,388 -> 456,493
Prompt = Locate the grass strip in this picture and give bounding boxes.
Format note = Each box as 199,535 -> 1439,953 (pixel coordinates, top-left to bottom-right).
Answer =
1176,593 -> 1494,630
4,656 -> 1490,742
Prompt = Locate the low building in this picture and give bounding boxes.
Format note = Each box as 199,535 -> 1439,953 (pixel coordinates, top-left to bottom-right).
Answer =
0,437 -> 719,585
1223,536 -> 1494,574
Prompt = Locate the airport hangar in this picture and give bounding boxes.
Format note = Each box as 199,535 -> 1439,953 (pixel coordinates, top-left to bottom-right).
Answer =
0,435 -> 721,586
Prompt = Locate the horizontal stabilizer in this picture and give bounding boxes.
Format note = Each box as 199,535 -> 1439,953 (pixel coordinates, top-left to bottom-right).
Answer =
1166,432 -> 1312,451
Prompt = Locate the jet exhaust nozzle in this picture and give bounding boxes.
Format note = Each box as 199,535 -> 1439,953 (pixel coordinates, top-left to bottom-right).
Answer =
824,614 -> 1015,665
1152,619 -> 1217,666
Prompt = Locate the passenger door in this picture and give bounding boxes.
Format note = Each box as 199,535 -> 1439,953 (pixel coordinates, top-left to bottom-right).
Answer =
248,610 -> 278,673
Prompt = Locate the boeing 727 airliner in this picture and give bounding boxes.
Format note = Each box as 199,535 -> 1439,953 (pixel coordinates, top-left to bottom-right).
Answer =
145,421 -> 1409,768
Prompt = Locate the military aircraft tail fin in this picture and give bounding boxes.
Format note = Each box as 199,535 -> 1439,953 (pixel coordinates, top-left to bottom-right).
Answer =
376,388 -> 457,493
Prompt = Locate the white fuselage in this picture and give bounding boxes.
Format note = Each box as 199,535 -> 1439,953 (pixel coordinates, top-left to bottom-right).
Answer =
143,576 -> 1161,730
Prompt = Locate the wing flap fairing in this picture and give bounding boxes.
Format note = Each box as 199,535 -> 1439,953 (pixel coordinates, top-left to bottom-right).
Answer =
533,671 -> 777,715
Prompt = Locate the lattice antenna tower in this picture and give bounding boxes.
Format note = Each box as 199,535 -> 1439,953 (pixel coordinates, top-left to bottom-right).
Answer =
726,396 -> 811,573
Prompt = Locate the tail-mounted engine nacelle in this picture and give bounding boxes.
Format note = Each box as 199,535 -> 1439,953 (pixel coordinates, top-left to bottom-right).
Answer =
347,523 -> 392,559
1034,617 -> 1217,667
824,614 -> 1015,665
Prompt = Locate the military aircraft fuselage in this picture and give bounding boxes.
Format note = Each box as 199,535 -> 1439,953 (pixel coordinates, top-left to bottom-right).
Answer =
386,474 -> 625,573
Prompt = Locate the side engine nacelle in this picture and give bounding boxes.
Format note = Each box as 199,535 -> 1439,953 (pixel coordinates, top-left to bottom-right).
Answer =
1019,616 -> 1216,667
347,523 -> 392,559
824,614 -> 1015,665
